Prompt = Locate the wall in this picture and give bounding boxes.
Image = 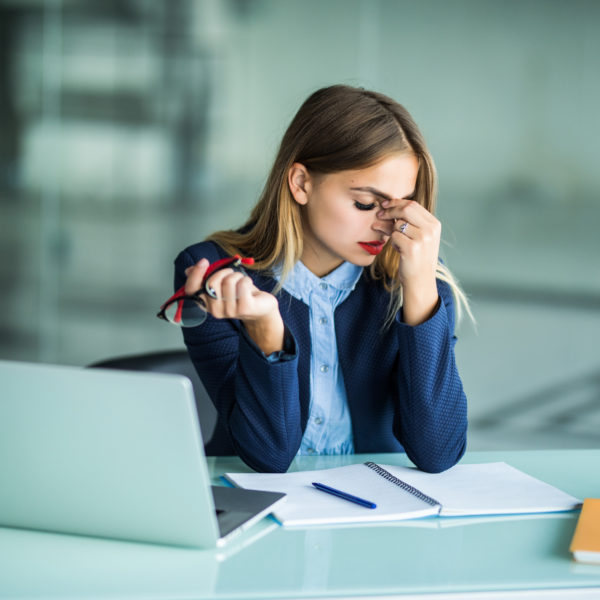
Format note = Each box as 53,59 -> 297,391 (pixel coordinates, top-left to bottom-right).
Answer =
0,0 -> 598,449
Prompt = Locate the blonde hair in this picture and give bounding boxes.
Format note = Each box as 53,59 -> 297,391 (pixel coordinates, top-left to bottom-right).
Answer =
208,85 -> 472,326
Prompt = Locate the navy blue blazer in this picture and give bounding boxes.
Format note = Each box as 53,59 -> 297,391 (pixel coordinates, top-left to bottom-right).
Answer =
175,241 -> 467,473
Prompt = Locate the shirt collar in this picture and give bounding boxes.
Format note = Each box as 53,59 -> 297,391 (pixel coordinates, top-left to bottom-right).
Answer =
276,260 -> 363,302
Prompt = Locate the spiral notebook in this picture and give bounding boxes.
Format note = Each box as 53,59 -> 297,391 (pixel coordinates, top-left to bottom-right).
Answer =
224,461 -> 581,527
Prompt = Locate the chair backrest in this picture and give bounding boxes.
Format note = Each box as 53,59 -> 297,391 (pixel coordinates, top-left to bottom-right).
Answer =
88,350 -> 218,452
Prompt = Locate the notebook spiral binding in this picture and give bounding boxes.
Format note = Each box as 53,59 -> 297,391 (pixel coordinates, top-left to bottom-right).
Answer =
364,462 -> 441,507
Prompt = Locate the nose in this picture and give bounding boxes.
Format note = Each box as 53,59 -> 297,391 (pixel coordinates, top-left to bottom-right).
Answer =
372,212 -> 393,237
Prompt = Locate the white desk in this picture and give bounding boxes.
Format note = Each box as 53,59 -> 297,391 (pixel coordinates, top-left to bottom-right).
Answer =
1,449 -> 599,599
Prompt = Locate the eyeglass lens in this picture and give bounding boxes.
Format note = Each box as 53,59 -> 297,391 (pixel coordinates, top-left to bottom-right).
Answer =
162,296 -> 208,327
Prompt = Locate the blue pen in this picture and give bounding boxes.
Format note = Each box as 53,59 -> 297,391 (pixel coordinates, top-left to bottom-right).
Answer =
312,482 -> 377,509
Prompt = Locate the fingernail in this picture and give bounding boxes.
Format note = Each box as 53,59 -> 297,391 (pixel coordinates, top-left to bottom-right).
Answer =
381,200 -> 390,207
377,210 -> 385,218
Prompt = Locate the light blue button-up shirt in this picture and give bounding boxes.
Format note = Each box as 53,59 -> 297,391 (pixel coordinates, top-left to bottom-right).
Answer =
277,260 -> 363,456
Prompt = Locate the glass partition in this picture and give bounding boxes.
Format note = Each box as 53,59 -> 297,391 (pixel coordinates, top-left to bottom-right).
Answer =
1,0 -> 598,449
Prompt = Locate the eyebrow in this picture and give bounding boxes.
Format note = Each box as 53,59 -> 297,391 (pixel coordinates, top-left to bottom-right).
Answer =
350,186 -> 415,201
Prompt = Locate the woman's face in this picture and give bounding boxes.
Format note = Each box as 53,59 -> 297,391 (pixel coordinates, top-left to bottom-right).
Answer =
292,153 -> 419,277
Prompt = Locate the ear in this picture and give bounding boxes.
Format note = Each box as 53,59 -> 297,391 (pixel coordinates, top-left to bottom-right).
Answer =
287,163 -> 312,206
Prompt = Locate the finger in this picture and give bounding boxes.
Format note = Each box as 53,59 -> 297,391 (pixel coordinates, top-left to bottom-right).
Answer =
236,274 -> 255,300
184,258 -> 209,295
379,199 -> 434,227
373,212 -> 395,237
393,219 -> 416,240
221,272 -> 246,300
221,272 -> 246,317
376,198 -> 413,220
219,271 -> 244,302
204,267 -> 235,298
389,229 -> 412,254
396,206 -> 441,245
232,276 -> 256,316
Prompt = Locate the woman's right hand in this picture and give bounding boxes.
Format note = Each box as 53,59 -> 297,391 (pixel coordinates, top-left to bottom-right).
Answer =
184,258 -> 285,354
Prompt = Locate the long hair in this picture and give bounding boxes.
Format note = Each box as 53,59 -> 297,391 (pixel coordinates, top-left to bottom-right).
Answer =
208,84 -> 471,325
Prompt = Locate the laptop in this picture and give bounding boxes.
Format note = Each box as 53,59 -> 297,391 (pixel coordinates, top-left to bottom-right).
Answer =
0,360 -> 286,548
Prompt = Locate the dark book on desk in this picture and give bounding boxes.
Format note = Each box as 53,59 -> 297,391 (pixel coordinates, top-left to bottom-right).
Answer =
224,462 -> 581,527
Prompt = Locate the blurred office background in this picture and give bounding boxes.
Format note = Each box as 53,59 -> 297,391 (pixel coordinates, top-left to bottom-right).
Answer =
0,0 -> 598,450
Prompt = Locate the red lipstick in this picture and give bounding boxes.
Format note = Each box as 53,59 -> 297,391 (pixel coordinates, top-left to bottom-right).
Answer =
358,241 -> 384,255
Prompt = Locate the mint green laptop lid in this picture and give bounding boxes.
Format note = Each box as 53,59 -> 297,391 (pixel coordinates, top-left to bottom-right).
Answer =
0,360 -> 220,548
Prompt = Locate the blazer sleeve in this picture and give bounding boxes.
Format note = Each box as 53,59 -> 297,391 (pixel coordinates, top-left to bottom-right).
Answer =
393,279 -> 468,473
174,245 -> 303,472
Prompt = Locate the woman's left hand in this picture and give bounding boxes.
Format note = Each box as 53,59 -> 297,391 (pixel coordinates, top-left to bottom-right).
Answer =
377,199 -> 441,325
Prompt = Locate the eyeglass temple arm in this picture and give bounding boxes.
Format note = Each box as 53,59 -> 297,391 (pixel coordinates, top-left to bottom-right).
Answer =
203,254 -> 254,280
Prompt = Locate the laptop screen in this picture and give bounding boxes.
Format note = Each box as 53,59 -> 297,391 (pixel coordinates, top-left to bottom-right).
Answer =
0,360 -> 221,547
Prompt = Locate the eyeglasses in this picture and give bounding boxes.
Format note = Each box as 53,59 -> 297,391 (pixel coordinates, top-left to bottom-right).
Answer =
157,254 -> 255,327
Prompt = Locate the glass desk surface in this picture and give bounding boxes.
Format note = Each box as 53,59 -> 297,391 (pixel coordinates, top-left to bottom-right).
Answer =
1,449 -> 599,599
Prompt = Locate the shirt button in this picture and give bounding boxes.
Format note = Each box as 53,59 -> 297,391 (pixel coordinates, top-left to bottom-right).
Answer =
319,317 -> 328,325
314,417 -> 323,425
307,447 -> 315,455
319,282 -> 328,290
320,364 -> 329,373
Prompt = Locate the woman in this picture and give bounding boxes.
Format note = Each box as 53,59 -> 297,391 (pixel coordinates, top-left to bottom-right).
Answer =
173,85 -> 470,473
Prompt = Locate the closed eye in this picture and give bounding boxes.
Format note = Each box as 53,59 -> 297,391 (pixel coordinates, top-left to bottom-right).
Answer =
354,200 -> 377,211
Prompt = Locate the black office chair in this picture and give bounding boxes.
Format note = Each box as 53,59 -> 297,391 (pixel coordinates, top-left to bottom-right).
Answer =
88,350 -> 219,453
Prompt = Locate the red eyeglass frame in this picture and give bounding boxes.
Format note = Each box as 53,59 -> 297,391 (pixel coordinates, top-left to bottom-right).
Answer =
156,254 -> 255,325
